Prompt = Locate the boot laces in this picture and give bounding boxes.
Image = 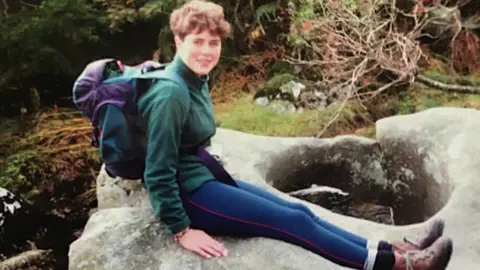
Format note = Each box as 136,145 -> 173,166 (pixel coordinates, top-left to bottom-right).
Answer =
405,250 -> 435,269
404,252 -> 414,270
392,238 -> 421,252
403,237 -> 421,249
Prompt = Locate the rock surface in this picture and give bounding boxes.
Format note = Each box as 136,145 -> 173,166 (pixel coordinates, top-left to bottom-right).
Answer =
95,169 -> 150,210
70,107 -> 480,269
253,75 -> 329,113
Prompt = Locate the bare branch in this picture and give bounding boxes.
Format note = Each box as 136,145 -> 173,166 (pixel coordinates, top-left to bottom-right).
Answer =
285,0 -> 444,100
416,75 -> 480,94
279,0 -> 467,136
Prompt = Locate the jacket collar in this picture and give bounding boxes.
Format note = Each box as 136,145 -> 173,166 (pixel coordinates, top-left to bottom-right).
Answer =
169,54 -> 209,91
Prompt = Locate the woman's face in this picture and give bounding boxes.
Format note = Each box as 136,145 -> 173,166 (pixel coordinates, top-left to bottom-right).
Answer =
175,29 -> 222,76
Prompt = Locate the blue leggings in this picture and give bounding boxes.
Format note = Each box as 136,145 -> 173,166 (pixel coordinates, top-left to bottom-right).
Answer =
182,180 -> 393,269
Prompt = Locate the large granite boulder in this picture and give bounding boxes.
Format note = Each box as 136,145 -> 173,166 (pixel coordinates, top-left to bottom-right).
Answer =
69,107 -> 480,269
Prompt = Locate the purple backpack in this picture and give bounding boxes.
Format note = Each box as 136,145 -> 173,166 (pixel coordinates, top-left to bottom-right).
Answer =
72,59 -> 237,187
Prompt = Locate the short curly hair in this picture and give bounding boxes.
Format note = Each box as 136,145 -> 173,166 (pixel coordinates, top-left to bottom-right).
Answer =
169,0 -> 231,40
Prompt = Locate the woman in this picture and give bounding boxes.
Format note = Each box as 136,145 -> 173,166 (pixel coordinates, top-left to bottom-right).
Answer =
136,1 -> 453,269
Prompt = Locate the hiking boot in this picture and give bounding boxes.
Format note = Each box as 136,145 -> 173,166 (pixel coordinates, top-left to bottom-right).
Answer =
393,236 -> 453,270
392,219 -> 445,253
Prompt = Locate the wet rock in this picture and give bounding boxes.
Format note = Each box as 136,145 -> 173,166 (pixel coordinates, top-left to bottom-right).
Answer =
287,184 -> 350,204
287,184 -> 395,225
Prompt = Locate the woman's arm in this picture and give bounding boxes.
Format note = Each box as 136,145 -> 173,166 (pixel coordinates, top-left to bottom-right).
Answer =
138,80 -> 227,259
137,80 -> 190,234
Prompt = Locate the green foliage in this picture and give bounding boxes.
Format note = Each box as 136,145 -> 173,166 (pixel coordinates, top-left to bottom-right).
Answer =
281,0 -> 359,59
215,95 -> 316,136
254,2 -> 278,27
264,73 -> 296,90
91,0 -> 187,59
396,93 -> 416,115
267,60 -> 295,77
1,0 -> 107,77
92,0 -> 177,28
281,0 -> 317,58
421,98 -> 441,110
0,0 -> 109,115
287,0 -> 316,21
0,151 -> 50,201
0,145 -> 101,206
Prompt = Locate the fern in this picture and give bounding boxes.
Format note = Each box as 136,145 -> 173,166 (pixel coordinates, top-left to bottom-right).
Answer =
254,2 -> 278,26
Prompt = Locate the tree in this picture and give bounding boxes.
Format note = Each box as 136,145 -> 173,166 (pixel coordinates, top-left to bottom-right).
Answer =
0,0 -> 108,115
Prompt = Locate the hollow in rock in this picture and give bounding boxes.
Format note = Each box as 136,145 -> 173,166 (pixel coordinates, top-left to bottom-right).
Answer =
265,138 -> 451,225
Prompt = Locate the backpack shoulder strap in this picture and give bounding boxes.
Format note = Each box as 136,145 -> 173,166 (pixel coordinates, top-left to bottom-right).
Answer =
136,68 -> 192,124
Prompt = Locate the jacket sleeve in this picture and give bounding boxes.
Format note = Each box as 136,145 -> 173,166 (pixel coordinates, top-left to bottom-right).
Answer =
137,80 -> 191,234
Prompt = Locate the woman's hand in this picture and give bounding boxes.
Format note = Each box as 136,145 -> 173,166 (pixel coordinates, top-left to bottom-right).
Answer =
177,228 -> 228,259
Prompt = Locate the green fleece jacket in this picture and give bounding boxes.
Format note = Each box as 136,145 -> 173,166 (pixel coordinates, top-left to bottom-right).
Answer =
137,55 -> 216,234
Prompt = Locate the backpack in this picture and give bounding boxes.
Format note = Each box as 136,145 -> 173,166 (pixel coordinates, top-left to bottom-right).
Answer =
72,58 -> 237,187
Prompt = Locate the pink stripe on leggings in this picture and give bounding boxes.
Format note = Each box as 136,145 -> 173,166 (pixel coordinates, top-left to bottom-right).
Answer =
187,199 -> 364,269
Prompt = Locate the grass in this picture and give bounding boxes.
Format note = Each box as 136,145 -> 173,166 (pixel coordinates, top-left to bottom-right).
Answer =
213,83 -> 480,139
214,94 -> 373,137
423,57 -> 480,86
424,69 -> 480,86
396,83 -> 480,115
